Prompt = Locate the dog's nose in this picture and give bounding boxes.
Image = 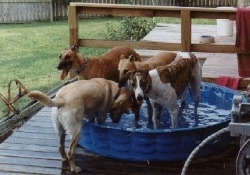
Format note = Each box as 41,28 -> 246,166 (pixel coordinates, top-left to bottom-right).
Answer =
136,94 -> 143,101
57,64 -> 63,70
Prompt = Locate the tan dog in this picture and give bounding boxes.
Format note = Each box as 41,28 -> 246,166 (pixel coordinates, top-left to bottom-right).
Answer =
28,78 -> 132,173
58,45 -> 141,81
117,52 -> 177,126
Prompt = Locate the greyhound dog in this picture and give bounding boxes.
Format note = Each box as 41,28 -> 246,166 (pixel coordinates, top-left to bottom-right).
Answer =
129,52 -> 202,129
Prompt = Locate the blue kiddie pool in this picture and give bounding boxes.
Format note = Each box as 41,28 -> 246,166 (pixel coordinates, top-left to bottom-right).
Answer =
78,82 -> 245,161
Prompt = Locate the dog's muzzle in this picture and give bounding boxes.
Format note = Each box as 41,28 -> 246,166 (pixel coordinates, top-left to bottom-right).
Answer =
135,94 -> 144,106
57,63 -> 64,70
136,94 -> 143,101
57,61 -> 72,70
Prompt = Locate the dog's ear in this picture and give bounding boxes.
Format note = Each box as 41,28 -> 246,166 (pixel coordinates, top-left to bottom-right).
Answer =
128,55 -> 136,62
70,45 -> 78,52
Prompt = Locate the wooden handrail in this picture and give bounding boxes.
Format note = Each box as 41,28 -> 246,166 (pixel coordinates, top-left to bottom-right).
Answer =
68,3 -> 241,53
68,3 -> 250,89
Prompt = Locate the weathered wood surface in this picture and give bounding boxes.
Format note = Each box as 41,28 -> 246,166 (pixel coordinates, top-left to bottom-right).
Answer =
0,106 -> 241,175
0,0 -> 53,23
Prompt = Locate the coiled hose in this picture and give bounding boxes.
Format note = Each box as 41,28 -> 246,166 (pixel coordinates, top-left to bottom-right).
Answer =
181,127 -> 230,175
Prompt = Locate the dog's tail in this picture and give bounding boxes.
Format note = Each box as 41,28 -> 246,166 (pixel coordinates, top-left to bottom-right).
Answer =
28,90 -> 64,107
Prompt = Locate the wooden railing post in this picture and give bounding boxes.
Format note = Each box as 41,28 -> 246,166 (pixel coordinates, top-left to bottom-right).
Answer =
68,5 -> 79,79
68,5 -> 79,47
181,9 -> 191,52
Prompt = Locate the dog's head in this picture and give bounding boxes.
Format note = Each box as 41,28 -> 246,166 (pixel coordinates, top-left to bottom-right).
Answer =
118,54 -> 138,88
57,45 -> 79,80
109,87 -> 133,123
129,69 -> 151,106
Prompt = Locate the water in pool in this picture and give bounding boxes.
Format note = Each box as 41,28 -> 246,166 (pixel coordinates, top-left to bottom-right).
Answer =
99,83 -> 235,131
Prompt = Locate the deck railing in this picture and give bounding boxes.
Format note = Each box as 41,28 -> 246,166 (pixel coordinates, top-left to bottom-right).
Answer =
68,3 -> 239,53
68,3 -> 250,88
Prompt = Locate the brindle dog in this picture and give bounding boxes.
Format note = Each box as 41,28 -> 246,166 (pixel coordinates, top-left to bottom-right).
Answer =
117,52 -> 176,127
130,52 -> 202,129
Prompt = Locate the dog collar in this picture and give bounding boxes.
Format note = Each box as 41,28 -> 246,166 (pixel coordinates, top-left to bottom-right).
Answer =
75,56 -> 88,74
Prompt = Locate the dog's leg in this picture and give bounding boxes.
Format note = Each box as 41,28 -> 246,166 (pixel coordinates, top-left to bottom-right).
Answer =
67,125 -> 81,173
190,79 -> 201,125
168,103 -> 179,129
87,112 -> 98,123
130,93 -> 141,127
192,87 -> 200,125
68,133 -> 81,173
144,96 -> 153,127
67,111 -> 83,173
191,62 -> 202,121
58,127 -> 68,161
97,113 -> 107,124
52,108 -> 68,161
132,102 -> 141,128
179,86 -> 189,112
151,100 -> 162,129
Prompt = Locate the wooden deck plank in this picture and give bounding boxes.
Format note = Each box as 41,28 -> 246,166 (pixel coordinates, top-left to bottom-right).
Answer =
0,156 -> 62,169
6,131 -> 57,139
0,148 -> 60,160
0,142 -> 58,153
0,164 -> 62,175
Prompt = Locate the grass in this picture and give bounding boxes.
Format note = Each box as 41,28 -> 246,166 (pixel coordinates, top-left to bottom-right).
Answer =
0,17 -> 216,118
0,17 -> 120,117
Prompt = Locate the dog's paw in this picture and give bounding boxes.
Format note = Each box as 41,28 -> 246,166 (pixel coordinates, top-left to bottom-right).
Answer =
72,166 -> 81,173
62,157 -> 68,161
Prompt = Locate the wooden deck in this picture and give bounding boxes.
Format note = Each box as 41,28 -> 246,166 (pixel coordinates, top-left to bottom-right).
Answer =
0,106 -> 241,175
0,24 -> 248,174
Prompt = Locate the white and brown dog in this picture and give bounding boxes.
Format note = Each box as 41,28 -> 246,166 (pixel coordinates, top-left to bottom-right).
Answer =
28,78 -> 132,173
130,52 -> 202,129
117,52 -> 177,126
57,45 -> 141,81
